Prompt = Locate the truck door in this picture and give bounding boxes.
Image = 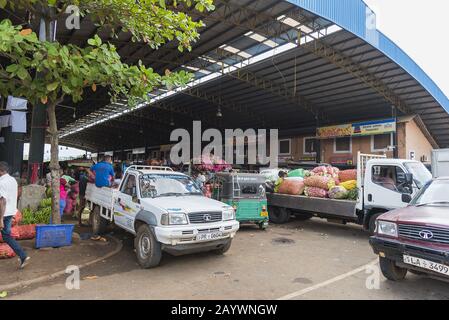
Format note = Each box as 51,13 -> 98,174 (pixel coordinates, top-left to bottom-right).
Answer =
365,165 -> 412,210
114,173 -> 141,233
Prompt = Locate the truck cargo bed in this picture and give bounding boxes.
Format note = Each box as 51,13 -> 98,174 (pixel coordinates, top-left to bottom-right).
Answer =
267,193 -> 357,220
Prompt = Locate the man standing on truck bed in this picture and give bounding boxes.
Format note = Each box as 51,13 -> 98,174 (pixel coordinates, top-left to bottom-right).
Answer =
90,156 -> 115,188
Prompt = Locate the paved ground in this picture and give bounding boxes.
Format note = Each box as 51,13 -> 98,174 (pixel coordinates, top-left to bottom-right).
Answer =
6,217 -> 449,300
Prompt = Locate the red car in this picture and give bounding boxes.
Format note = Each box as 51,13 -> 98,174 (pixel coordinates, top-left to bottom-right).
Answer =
370,177 -> 449,281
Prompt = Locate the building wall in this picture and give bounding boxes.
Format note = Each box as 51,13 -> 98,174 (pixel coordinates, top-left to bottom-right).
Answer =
284,119 -> 433,165
405,120 -> 433,162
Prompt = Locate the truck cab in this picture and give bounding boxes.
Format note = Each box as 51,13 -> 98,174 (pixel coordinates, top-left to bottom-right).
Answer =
86,166 -> 240,268
362,159 -> 432,212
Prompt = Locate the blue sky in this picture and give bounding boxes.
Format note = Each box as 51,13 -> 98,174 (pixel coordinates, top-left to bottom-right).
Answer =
365,0 -> 449,97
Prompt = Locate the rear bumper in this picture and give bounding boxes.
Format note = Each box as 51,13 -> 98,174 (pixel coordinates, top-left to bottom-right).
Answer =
154,220 -> 240,246
370,236 -> 449,277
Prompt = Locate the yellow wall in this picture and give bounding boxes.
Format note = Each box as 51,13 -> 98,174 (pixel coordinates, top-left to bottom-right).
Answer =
405,120 -> 433,162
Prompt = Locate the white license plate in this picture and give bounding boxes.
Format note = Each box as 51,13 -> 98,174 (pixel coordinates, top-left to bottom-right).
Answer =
403,255 -> 449,276
196,232 -> 223,241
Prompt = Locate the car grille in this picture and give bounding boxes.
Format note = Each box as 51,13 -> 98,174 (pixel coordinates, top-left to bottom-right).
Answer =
398,224 -> 449,245
188,211 -> 222,224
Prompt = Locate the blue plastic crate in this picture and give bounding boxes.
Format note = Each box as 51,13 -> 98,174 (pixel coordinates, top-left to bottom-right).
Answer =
35,224 -> 75,249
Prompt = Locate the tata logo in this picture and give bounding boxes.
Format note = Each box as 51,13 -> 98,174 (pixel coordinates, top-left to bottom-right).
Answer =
203,214 -> 212,222
419,230 -> 434,240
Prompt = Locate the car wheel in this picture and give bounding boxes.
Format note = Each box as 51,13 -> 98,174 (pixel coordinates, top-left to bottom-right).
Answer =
214,239 -> 233,255
379,257 -> 407,281
269,207 -> 290,224
90,205 -> 108,235
134,224 -> 162,269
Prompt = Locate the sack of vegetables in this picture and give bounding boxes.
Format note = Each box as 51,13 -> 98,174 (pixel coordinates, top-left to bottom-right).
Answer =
328,186 -> 348,199
278,179 -> 305,195
304,187 -> 328,198
339,169 -> 357,183
304,175 -> 336,191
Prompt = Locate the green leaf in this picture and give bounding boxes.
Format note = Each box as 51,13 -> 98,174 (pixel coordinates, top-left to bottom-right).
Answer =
16,67 -> 29,80
5,64 -> 18,73
0,0 -> 6,9
46,82 -> 59,92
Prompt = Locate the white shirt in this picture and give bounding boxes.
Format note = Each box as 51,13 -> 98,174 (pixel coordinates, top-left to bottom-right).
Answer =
0,174 -> 18,217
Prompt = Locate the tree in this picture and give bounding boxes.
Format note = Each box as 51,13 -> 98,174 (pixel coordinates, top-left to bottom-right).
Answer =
0,0 -> 215,224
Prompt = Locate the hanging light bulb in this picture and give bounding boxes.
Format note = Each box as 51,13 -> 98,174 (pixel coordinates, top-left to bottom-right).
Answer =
139,128 -> 143,134
73,109 -> 76,119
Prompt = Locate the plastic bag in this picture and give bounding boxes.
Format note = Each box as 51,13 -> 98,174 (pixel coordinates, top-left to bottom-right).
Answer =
288,169 -> 306,178
304,175 -> 335,190
340,180 -> 357,191
339,169 -> 357,183
304,187 -> 328,198
328,186 -> 348,199
278,179 -> 305,195
0,243 -> 16,259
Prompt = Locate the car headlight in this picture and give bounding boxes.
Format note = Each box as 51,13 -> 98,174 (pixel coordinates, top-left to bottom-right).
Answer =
377,221 -> 398,237
161,213 -> 188,225
222,208 -> 235,221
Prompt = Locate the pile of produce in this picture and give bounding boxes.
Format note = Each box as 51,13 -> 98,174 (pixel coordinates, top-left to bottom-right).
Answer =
275,165 -> 359,201
0,209 -> 37,259
21,198 -> 52,225
278,179 -> 305,196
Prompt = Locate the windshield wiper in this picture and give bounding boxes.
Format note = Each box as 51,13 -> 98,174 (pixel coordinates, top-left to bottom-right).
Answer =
157,192 -> 185,197
416,201 -> 449,207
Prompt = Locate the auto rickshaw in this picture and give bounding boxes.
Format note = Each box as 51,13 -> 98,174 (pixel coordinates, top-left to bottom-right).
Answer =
208,172 -> 268,230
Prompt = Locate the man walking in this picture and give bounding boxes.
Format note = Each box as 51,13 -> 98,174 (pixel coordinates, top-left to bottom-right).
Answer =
0,162 -> 30,269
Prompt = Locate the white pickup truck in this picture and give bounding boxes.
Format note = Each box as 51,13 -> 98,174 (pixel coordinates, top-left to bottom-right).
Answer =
267,153 -> 433,233
85,166 -> 240,268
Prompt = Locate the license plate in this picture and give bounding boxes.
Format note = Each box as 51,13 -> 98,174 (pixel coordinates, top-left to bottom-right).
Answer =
196,232 -> 223,241
403,255 -> 449,276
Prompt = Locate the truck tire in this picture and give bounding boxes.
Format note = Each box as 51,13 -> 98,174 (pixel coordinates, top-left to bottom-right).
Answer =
135,224 -> 162,269
269,207 -> 290,224
379,257 -> 407,281
90,205 -> 108,235
214,239 -> 232,255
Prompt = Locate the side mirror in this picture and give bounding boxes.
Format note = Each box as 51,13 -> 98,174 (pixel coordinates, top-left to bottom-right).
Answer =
402,194 -> 412,203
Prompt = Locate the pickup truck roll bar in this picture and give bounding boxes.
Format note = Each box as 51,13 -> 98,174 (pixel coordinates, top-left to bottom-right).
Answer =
125,165 -> 174,173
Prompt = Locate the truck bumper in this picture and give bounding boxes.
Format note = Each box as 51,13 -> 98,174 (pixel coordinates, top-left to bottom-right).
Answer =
154,220 -> 240,246
162,238 -> 231,256
370,236 -> 449,278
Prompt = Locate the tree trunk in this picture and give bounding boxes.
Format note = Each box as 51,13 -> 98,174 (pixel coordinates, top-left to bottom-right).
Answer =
48,103 -> 61,224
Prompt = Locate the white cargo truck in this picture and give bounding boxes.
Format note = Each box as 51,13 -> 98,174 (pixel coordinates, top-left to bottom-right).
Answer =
431,149 -> 449,178
267,153 -> 432,233
85,166 -> 239,268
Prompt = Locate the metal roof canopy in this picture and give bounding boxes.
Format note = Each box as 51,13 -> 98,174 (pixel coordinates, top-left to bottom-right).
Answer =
2,0 -> 448,151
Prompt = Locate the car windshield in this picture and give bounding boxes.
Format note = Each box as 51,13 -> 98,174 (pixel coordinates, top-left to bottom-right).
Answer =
411,180 -> 449,207
140,174 -> 202,198
404,162 -> 432,188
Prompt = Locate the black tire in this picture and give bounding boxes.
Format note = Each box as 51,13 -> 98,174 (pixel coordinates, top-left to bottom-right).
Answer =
90,205 -> 108,235
379,257 -> 407,281
134,224 -> 162,268
368,212 -> 385,235
214,239 -> 233,255
269,207 -> 290,224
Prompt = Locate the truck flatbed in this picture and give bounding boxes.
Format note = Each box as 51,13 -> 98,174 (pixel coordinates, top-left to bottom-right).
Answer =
267,193 -> 357,220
